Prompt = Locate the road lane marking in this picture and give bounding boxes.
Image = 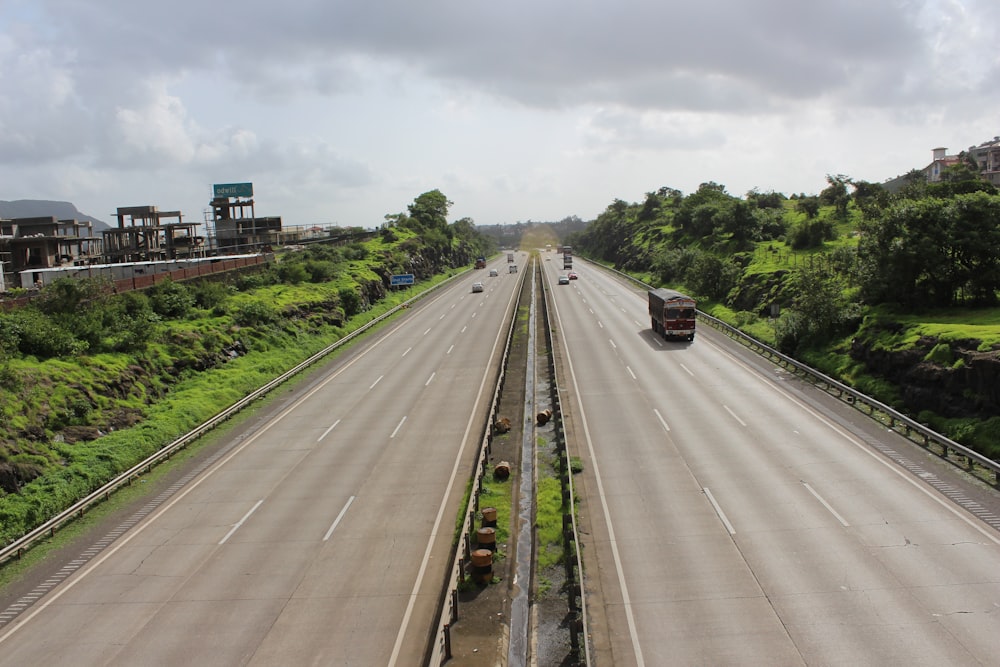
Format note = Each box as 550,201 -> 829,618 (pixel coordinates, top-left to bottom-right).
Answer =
723,404 -> 746,426
705,335 -> 1000,545
609,339 -> 617,350
323,496 -> 356,541
653,408 -> 671,432
318,419 -> 341,442
425,372 -> 436,386
548,289 -> 643,666
390,416 -> 407,438
803,482 -> 850,527
704,488 -> 736,535
598,321 -> 604,329
447,344 -> 454,355
369,375 -> 383,390
401,346 -> 412,357
219,499 -> 264,545
423,327 -> 432,336
679,363 -> 694,376
388,272 -> 523,666
626,366 -> 636,380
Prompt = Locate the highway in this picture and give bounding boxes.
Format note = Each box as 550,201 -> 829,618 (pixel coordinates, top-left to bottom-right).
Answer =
0,254 -> 526,666
543,255 -> 1000,666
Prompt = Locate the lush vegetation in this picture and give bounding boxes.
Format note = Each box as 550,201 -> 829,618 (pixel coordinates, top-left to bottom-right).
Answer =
0,190 -> 496,545
567,169 -> 1000,457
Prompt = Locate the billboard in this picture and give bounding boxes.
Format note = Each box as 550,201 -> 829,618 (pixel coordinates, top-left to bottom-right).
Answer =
213,182 -> 254,198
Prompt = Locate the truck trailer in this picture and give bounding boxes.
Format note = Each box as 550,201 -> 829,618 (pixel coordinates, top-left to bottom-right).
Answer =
475,256 -> 486,269
648,288 -> 696,341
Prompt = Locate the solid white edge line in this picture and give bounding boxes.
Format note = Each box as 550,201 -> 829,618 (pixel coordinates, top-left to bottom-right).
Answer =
549,279 -> 646,666
388,265 -> 523,666
0,295 -> 454,645
700,335 -> 1000,546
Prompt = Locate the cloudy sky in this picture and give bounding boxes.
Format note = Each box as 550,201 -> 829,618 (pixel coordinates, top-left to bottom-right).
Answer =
1,1 -> 998,230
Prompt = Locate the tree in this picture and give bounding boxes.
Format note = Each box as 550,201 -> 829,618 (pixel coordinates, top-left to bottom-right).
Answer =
407,190 -> 452,231
819,174 -> 851,218
795,197 -> 820,219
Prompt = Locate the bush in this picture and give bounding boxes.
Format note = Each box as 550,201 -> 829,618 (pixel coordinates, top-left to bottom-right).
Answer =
233,302 -> 279,326
192,281 -> 232,310
148,279 -> 194,319
2,308 -> 86,358
339,287 -> 363,317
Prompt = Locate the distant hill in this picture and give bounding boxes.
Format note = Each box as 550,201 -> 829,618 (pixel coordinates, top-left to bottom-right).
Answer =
0,199 -> 110,233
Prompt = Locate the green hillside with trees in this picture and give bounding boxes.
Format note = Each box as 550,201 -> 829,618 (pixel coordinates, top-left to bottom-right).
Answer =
566,169 -> 1000,459
0,190 -> 494,545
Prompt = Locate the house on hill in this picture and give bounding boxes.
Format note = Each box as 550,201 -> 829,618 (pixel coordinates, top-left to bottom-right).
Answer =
924,147 -> 963,183
968,136 -> 1000,187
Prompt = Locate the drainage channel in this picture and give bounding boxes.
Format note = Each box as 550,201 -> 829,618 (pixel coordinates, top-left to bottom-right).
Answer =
507,261 -> 538,666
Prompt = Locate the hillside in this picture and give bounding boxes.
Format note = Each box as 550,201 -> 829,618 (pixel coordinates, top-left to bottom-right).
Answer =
0,189 -> 496,544
0,200 -> 110,232
566,181 -> 1000,458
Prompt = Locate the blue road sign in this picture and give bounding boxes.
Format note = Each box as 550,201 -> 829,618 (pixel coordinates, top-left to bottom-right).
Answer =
390,274 -> 414,286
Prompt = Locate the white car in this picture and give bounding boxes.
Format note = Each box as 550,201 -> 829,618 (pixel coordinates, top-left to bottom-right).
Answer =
489,269 -> 499,277
472,282 -> 484,293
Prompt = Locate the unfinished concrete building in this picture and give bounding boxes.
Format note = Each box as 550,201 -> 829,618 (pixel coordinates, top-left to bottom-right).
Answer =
210,194 -> 282,253
103,206 -> 206,264
0,216 -> 102,290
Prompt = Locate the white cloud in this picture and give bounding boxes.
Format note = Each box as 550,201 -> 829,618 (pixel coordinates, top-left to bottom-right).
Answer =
1,0 -> 998,226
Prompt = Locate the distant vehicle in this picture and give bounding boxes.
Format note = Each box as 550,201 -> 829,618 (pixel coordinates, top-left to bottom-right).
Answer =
475,257 -> 486,269
568,271 -> 578,280
558,275 -> 570,285
509,264 -> 517,273
507,253 -> 515,263
648,288 -> 696,341
489,268 -> 499,277
472,282 -> 484,293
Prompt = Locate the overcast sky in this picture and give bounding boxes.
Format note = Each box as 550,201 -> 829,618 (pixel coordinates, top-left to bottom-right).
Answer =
2,1 -> 998,229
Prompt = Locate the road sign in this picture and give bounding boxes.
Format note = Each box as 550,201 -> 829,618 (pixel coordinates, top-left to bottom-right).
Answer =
390,273 -> 414,286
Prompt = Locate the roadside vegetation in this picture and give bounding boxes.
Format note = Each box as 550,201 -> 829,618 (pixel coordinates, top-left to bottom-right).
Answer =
566,167 -> 1000,458
0,190 -> 495,545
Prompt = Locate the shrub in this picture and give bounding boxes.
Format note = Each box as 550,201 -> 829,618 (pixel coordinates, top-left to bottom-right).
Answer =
233,302 -> 279,326
148,279 -> 194,319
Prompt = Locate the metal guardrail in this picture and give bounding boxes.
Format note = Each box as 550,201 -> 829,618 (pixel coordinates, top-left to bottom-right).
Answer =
540,265 -> 590,665
590,259 -> 1000,487
0,271 -> 464,566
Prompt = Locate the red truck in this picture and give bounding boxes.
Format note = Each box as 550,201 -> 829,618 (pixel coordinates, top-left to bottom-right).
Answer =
648,288 -> 696,341
475,257 -> 486,269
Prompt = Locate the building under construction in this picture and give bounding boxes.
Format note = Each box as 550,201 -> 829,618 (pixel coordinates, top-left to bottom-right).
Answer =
209,183 -> 282,253
103,206 -> 206,264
